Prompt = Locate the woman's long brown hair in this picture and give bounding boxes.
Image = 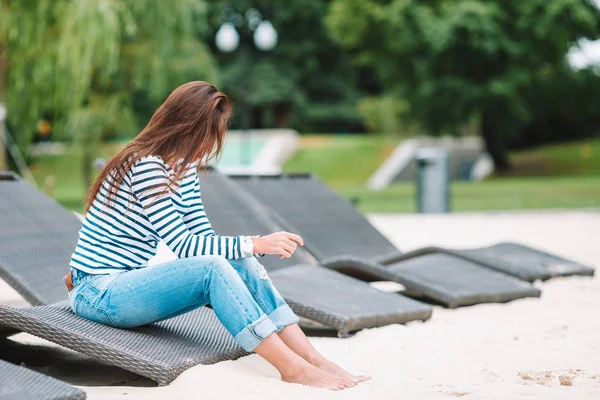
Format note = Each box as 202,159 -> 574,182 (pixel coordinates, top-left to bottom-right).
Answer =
85,81 -> 232,213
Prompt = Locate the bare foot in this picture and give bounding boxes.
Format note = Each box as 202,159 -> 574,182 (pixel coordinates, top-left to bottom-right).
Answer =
281,363 -> 356,390
310,356 -> 371,384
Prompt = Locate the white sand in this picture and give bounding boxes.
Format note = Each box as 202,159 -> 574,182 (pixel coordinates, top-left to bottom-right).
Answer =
1,210 -> 599,399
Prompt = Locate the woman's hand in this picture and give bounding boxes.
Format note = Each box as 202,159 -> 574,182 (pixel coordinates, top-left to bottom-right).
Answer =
252,231 -> 304,259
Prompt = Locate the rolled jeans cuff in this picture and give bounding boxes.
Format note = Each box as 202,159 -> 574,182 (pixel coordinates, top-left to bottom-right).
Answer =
270,304 -> 300,333
234,305 -> 299,352
234,314 -> 277,352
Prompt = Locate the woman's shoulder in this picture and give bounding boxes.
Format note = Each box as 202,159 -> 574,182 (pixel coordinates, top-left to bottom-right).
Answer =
135,154 -> 167,166
130,155 -> 199,180
126,156 -> 169,185
130,155 -> 168,172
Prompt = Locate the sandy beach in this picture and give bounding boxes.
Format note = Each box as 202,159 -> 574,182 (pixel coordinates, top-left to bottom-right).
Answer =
1,210 -> 598,399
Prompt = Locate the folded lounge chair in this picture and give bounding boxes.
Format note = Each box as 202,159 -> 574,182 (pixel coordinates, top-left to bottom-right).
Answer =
0,172 -> 429,386
226,174 -> 552,308
0,359 -> 86,400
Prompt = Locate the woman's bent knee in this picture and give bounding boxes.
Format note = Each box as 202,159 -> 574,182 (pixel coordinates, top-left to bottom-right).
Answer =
204,255 -> 238,275
187,254 -> 226,264
180,255 -> 234,280
230,257 -> 270,282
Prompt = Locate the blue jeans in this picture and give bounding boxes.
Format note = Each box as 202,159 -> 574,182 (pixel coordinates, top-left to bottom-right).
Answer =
68,255 -> 299,352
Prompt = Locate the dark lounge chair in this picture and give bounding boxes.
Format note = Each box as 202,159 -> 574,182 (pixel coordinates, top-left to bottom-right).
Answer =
200,169 -> 433,335
224,173 -> 558,308
0,171 -> 246,385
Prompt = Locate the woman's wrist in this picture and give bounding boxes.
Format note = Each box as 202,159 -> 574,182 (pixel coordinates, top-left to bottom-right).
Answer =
252,235 -> 265,257
251,236 -> 265,257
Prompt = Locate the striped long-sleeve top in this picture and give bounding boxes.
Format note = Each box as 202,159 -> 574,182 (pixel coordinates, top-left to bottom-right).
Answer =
69,155 -> 247,274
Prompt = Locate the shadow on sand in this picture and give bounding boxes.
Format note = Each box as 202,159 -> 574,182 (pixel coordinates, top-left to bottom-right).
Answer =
0,337 -> 156,387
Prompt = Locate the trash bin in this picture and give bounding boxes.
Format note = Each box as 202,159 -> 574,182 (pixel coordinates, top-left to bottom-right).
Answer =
415,147 -> 450,213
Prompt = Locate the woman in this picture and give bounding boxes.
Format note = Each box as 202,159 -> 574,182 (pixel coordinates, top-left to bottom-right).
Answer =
66,81 -> 369,390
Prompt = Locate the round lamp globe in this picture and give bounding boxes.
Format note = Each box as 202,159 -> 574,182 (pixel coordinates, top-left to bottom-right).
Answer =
215,22 -> 240,53
253,21 -> 278,51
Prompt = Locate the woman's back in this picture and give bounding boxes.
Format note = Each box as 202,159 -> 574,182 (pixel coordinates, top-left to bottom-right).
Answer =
69,155 -> 229,274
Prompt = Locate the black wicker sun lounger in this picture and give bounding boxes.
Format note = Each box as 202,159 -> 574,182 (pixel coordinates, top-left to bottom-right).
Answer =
0,301 -> 246,386
230,174 -> 593,283
227,174 -> 553,308
199,169 -> 433,334
434,242 -> 595,282
0,359 -> 86,400
0,171 -> 83,306
0,171 -> 246,385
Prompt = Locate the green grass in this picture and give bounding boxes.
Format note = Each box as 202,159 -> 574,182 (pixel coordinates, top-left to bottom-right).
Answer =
335,176 -> 600,213
29,144 -> 123,213
30,150 -> 85,212
27,135 -> 600,213
283,134 -> 402,187
506,140 -> 600,177
284,135 -> 600,213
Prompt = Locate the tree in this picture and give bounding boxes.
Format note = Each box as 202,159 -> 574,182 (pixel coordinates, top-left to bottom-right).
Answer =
0,0 -> 215,186
206,0 -> 365,132
326,0 -> 600,171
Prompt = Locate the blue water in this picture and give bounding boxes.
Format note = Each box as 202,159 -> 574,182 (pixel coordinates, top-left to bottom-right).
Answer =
215,136 -> 266,167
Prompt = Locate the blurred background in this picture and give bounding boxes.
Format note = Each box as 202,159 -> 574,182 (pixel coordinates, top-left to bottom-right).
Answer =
1,0 -> 600,214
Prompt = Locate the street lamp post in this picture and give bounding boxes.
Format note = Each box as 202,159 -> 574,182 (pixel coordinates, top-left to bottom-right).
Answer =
215,8 -> 278,168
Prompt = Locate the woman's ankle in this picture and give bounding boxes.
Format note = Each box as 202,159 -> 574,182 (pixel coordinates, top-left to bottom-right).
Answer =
301,351 -> 328,366
277,358 -> 312,379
